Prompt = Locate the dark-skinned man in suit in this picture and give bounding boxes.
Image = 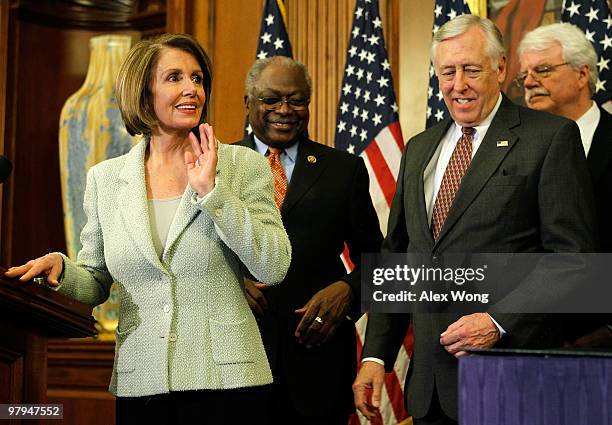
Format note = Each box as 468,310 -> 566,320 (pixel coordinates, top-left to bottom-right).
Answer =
519,23 -> 612,348
353,15 -> 597,425
234,56 -> 383,425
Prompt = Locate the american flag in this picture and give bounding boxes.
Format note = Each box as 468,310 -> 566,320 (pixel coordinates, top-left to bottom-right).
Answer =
426,0 -> 472,128
246,0 -> 293,135
335,0 -> 404,237
334,1 -> 409,424
561,0 -> 612,106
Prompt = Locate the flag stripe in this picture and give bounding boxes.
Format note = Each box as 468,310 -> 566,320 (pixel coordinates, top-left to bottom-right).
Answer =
379,384 -> 399,425
394,346 -> 410,392
362,155 -> 391,235
364,142 -> 397,206
384,366 -> 409,422
402,325 -> 415,354
388,121 -> 405,153
341,243 -> 356,272
374,125 -> 403,180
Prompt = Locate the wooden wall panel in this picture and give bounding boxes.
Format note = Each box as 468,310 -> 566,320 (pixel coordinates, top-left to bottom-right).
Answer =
46,338 -> 115,425
205,0 -> 261,143
398,0 -> 435,140
285,0 -> 400,147
0,344 -> 23,405
0,0 -> 8,244
166,0 -> 191,33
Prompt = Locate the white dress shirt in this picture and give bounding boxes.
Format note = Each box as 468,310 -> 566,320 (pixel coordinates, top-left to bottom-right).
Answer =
575,101 -> 600,157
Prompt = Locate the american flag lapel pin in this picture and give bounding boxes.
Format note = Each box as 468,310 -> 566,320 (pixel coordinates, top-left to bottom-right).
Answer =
496,140 -> 509,147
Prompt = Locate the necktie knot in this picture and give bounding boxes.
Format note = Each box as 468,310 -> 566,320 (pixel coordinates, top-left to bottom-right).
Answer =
461,127 -> 475,137
268,147 -> 284,156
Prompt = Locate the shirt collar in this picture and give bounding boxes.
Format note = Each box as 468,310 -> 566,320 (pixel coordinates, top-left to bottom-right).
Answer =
253,135 -> 299,162
576,101 -> 600,133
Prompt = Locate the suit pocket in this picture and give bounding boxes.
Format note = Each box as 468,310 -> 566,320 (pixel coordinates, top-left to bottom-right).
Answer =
487,175 -> 527,186
115,325 -> 137,373
209,318 -> 256,365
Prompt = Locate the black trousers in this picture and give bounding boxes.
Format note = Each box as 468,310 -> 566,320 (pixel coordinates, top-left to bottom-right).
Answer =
413,385 -> 458,425
265,372 -> 350,425
116,386 -> 270,425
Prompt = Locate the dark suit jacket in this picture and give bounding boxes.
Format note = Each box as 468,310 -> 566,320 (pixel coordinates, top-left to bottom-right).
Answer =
588,107 -> 612,252
565,106 -> 612,341
234,136 -> 383,417
361,96 -> 597,420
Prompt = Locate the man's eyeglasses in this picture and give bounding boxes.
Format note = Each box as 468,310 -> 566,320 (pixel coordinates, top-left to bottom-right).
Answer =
256,96 -> 310,111
514,62 -> 569,87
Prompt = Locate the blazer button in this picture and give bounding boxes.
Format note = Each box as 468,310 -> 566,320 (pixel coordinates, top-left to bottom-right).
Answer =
169,333 -> 177,342
214,208 -> 223,217
163,305 -> 170,313
432,254 -> 440,265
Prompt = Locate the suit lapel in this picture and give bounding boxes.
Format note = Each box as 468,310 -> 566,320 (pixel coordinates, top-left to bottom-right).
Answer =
117,139 -> 165,271
587,108 -> 612,184
162,187 -> 201,262
281,139 -> 328,217
417,120 -> 452,246
435,96 -> 519,246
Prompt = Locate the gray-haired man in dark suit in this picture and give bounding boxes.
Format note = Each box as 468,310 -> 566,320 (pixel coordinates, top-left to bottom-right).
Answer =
353,15 -> 597,425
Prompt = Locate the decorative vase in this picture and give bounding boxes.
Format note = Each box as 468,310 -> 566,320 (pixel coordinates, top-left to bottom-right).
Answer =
59,35 -> 137,337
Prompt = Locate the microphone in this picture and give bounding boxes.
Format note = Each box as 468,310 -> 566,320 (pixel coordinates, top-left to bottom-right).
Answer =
0,155 -> 12,183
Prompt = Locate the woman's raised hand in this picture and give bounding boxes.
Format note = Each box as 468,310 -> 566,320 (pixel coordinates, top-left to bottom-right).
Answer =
185,123 -> 218,197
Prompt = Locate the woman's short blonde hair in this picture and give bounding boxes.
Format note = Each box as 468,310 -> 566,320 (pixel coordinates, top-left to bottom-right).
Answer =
115,33 -> 213,136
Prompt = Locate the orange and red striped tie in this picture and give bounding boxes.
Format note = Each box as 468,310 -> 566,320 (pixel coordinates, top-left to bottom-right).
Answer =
267,147 -> 288,208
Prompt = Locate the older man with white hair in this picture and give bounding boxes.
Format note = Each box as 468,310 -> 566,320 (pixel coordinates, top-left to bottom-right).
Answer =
353,15 -> 596,425
518,23 -> 611,166
519,23 -> 612,348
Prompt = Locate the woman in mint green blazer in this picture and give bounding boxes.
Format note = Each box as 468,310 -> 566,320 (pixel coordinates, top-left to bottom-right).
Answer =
6,34 -> 291,424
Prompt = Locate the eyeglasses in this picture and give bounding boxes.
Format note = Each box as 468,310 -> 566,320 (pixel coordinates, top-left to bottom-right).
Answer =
256,96 -> 310,111
514,62 -> 569,87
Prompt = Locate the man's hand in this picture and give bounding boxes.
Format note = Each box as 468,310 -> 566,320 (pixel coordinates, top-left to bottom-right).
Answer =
243,278 -> 268,318
570,326 -> 612,348
294,280 -> 353,347
353,361 -> 385,421
440,313 -> 500,357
